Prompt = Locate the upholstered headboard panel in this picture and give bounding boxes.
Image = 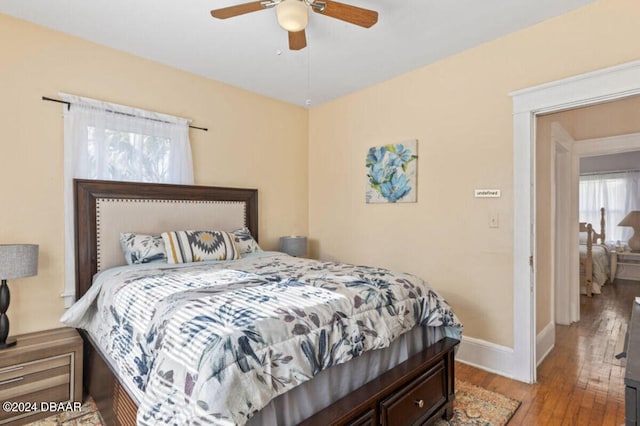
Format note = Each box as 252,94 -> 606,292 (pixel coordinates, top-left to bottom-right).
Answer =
75,179 -> 258,298
96,199 -> 247,272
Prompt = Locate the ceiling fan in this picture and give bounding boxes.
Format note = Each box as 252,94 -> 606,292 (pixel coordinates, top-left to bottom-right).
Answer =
211,0 -> 378,51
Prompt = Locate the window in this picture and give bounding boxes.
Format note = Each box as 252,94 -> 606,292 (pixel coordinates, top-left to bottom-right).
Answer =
579,171 -> 640,244
85,126 -> 173,182
61,93 -> 194,305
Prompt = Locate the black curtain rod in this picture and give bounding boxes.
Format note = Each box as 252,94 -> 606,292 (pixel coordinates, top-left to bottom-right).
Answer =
42,96 -> 208,132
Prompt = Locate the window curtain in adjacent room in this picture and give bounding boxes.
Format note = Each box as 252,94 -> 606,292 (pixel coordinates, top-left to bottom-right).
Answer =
579,171 -> 640,245
61,93 -> 194,306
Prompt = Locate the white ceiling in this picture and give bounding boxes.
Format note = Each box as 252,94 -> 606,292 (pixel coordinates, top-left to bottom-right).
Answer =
0,0 -> 595,107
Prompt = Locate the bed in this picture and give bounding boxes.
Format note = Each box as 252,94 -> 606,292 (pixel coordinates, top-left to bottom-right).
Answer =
580,207 -> 611,296
62,179 -> 462,426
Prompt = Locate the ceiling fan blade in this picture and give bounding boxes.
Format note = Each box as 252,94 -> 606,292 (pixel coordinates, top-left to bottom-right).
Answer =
211,1 -> 265,19
313,0 -> 378,28
288,30 -> 307,50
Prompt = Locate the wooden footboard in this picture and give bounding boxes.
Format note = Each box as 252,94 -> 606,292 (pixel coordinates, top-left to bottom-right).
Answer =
299,337 -> 459,426
81,330 -> 458,426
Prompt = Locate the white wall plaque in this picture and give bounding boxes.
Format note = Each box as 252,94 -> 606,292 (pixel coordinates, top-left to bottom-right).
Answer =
474,189 -> 501,198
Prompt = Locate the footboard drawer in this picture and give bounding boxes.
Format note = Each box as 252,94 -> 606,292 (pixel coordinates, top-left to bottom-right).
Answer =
380,360 -> 446,426
299,337 -> 459,426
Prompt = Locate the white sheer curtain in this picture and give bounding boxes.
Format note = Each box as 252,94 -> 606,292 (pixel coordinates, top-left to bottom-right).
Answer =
61,93 -> 194,306
579,171 -> 640,245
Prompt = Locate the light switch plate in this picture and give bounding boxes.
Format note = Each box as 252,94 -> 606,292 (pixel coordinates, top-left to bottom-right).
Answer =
490,213 -> 499,228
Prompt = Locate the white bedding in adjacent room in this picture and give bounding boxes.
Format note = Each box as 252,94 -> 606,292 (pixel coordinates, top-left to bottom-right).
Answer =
580,244 -> 610,294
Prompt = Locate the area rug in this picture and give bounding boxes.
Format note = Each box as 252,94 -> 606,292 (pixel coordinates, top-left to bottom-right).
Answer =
27,397 -> 104,425
434,379 -> 521,426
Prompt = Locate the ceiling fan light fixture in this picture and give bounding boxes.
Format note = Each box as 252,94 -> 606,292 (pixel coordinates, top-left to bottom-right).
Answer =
276,0 -> 309,32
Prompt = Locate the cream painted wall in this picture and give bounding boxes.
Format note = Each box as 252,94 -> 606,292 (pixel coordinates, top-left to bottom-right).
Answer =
308,0 -> 640,347
0,14 -> 308,335
535,95 -> 640,334
540,96 -> 640,142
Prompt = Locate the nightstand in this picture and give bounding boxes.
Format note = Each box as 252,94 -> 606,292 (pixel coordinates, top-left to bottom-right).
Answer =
0,328 -> 82,425
616,252 -> 640,281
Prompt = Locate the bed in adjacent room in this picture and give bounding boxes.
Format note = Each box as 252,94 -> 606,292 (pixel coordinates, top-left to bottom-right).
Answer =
62,179 -> 462,425
580,207 -> 611,296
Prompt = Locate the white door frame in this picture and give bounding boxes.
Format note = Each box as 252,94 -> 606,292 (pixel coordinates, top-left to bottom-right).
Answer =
510,60 -> 640,383
552,123 -> 575,326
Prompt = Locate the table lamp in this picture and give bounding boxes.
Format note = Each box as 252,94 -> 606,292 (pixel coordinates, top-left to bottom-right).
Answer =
279,236 -> 307,257
618,211 -> 640,252
0,244 -> 38,349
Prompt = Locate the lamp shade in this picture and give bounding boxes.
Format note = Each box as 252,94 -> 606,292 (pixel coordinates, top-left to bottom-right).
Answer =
279,236 -> 307,257
276,0 -> 309,32
619,211 -> 640,228
0,244 -> 39,280
618,211 -> 640,252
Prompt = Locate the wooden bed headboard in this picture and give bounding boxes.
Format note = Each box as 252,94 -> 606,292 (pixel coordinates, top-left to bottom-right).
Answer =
74,179 -> 258,299
580,207 -> 606,245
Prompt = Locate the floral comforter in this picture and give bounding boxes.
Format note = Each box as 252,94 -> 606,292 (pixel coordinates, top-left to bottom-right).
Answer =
61,252 -> 462,425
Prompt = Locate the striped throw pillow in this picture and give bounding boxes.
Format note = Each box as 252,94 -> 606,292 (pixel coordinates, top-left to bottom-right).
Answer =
161,230 -> 240,264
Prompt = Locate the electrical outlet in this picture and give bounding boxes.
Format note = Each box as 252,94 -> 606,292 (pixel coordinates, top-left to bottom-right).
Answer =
489,213 -> 499,228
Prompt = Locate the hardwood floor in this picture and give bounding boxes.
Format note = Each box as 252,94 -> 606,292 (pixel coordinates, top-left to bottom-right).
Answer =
456,279 -> 640,425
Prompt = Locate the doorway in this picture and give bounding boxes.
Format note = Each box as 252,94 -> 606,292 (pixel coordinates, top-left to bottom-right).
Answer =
555,135 -> 640,315
540,100 -> 640,330
510,60 -> 640,384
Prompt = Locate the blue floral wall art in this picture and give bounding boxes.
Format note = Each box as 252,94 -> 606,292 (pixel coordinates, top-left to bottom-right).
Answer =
366,140 -> 418,203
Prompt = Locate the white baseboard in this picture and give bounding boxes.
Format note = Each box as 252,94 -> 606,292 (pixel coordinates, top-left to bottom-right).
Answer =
456,335 -> 515,379
536,322 -> 555,367
456,326 -> 555,380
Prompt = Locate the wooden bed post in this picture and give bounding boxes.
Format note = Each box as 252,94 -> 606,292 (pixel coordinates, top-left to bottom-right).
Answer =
585,223 -> 593,297
600,207 -> 606,244
579,221 -> 594,297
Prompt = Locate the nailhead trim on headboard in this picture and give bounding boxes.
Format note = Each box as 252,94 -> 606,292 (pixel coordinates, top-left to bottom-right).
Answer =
96,198 -> 247,271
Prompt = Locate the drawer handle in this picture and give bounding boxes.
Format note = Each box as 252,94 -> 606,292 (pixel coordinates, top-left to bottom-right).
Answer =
0,376 -> 23,386
0,366 -> 23,374
414,399 -> 425,408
